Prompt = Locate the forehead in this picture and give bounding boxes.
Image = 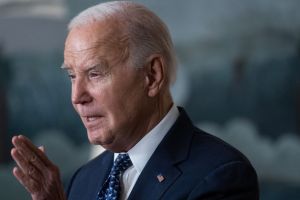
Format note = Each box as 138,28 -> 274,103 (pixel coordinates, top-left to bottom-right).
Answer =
65,21 -> 109,54
64,20 -> 123,68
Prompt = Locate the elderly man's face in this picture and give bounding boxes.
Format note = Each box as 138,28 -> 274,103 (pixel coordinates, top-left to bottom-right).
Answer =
63,21 -> 151,151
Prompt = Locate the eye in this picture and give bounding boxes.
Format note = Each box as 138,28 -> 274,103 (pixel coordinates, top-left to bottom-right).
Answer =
88,71 -> 101,79
68,74 -> 76,80
66,71 -> 76,80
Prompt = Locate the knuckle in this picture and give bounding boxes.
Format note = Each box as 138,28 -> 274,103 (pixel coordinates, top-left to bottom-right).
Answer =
30,154 -> 37,162
28,165 -> 36,176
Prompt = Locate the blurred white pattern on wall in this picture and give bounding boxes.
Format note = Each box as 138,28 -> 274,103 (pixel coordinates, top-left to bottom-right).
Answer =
198,119 -> 300,185
0,0 -> 67,19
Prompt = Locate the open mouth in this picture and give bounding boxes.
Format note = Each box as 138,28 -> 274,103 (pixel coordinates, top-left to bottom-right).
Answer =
86,117 -> 99,122
81,115 -> 103,128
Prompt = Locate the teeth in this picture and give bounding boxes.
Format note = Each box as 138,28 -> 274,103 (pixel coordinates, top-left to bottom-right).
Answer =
87,117 -> 97,122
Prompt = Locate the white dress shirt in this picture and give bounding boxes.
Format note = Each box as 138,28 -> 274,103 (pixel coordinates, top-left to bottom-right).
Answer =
114,105 -> 179,200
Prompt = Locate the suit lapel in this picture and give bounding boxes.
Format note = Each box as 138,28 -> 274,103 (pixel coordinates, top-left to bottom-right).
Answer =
92,151 -> 114,198
128,108 -> 194,200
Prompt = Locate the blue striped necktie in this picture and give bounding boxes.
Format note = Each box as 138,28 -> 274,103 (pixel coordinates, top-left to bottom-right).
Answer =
97,153 -> 133,200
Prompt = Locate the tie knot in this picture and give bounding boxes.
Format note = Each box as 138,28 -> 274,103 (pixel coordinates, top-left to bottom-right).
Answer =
111,153 -> 132,176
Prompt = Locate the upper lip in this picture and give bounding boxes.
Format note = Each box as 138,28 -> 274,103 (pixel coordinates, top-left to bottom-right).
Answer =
80,115 -> 103,119
82,115 -> 101,118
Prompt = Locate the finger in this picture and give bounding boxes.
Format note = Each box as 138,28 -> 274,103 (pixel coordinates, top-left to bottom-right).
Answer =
11,147 -> 28,173
19,135 -> 50,165
13,166 -> 41,194
12,137 -> 47,173
11,148 -> 42,182
13,135 -> 51,167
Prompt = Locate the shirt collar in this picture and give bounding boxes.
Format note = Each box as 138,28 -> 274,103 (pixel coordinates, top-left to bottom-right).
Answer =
115,104 -> 179,174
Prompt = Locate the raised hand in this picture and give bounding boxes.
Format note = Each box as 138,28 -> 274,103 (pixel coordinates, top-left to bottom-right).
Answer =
11,135 -> 66,200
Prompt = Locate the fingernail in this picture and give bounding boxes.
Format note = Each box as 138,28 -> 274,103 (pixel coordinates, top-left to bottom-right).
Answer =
39,146 -> 45,152
12,137 -> 18,145
13,167 -> 18,174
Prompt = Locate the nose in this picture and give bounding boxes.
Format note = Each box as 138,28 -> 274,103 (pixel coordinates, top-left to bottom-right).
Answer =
71,79 -> 92,105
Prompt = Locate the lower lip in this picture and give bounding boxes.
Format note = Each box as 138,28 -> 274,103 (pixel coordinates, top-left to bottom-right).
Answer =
83,117 -> 103,129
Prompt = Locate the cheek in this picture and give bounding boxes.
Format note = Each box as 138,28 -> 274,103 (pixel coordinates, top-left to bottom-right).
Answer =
114,92 -> 145,122
93,73 -> 146,120
91,87 -> 125,123
102,92 -> 133,122
90,84 -> 110,103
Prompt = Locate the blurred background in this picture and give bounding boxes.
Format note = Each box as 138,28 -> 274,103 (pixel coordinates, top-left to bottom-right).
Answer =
1,0 -> 300,199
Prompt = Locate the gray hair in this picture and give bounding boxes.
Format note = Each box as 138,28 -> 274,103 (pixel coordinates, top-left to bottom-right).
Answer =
68,1 -> 177,85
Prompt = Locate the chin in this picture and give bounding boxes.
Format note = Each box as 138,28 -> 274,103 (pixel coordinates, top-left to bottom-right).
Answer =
86,129 -> 100,144
87,129 -> 114,146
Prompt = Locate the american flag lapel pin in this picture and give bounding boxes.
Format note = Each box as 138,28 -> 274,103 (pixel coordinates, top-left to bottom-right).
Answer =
157,174 -> 165,182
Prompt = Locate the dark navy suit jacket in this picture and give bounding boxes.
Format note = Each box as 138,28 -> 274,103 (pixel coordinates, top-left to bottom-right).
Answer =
67,108 -> 259,199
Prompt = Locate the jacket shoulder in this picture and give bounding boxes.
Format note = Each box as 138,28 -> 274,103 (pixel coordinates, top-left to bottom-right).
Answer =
66,151 -> 113,200
189,126 -> 254,171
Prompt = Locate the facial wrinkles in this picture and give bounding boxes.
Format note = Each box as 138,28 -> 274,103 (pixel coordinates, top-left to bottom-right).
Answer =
65,45 -> 101,68
65,23 -> 130,74
72,66 -> 111,115
113,69 -> 150,145
64,52 -> 108,117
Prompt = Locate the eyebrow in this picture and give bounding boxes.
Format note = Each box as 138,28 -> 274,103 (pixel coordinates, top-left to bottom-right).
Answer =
60,63 -> 108,73
60,63 -> 70,69
86,64 -> 103,72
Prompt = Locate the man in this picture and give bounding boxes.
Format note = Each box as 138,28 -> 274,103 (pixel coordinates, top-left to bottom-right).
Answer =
11,1 -> 259,200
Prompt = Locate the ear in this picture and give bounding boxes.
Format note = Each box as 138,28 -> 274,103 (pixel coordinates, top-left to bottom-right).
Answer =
144,55 -> 166,97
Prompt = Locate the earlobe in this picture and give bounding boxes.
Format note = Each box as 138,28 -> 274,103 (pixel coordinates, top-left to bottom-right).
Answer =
145,55 -> 165,97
